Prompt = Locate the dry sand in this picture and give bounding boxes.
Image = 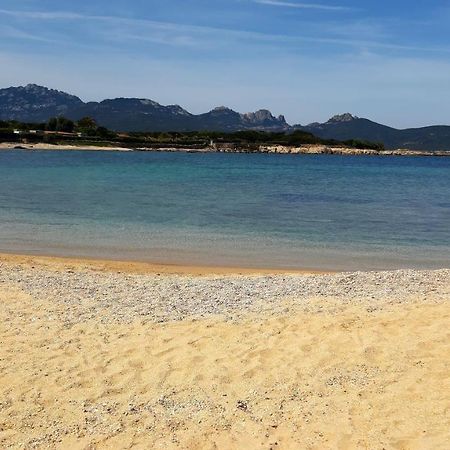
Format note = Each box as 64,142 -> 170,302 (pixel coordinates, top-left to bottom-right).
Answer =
0,255 -> 449,449
0,143 -> 132,152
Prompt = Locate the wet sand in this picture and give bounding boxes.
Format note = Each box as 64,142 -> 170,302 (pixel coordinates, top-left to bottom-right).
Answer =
0,252 -> 326,276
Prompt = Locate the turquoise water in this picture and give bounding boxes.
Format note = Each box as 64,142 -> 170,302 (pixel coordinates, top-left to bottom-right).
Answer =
0,149 -> 449,270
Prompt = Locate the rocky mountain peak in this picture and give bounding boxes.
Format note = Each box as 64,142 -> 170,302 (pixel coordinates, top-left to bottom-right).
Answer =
211,106 -> 235,113
139,98 -> 160,107
0,84 -> 83,121
24,83 -> 43,91
242,109 -> 271,122
327,113 -> 358,123
242,109 -> 287,125
18,84 -> 81,101
167,104 -> 191,116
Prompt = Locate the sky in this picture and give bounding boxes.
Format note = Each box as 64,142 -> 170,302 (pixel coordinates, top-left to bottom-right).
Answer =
0,0 -> 449,128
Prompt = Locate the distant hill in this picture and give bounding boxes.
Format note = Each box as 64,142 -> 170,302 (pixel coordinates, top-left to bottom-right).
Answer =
0,84 -> 83,122
0,84 -> 289,133
1,85 -> 450,150
295,114 -> 450,151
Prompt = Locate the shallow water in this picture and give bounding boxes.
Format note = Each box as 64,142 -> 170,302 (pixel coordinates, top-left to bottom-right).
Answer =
0,150 -> 449,270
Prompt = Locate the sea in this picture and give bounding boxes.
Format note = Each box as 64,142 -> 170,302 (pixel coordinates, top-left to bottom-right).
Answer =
0,149 -> 449,270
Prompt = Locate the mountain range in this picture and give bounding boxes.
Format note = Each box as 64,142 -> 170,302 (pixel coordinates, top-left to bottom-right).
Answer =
1,84 -> 449,150
297,113 -> 450,152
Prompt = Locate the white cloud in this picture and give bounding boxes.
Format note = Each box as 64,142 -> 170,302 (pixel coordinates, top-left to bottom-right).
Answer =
1,7 -> 448,56
0,9 -> 82,20
0,25 -> 56,43
253,0 -> 350,11
0,6 -> 449,128
0,48 -> 449,129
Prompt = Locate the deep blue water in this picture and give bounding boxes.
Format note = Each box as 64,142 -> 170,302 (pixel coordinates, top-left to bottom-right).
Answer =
0,149 -> 449,270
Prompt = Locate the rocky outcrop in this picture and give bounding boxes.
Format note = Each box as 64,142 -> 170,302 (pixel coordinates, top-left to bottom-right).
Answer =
326,113 -> 358,124
257,145 -> 449,156
241,110 -> 289,130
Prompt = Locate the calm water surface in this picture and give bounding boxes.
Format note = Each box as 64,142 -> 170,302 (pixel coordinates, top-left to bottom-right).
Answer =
0,150 -> 449,270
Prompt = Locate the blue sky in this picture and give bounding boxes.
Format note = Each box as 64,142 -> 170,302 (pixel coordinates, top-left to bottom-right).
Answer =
0,1 -> 449,127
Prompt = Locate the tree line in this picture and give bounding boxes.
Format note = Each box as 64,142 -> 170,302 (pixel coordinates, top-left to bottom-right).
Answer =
0,117 -> 385,150
0,117 -> 115,138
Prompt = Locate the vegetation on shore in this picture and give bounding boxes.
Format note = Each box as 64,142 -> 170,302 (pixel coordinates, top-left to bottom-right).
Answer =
0,116 -> 386,151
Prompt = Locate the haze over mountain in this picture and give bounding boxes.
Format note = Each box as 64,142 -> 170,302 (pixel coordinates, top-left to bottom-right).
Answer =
1,84 -> 450,151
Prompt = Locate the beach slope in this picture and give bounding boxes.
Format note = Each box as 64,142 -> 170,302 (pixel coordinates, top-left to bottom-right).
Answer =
0,256 -> 449,449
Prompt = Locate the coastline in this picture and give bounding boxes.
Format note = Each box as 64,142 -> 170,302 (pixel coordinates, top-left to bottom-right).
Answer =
1,141 -> 449,156
0,256 -> 449,448
1,141 -> 449,447
0,142 -> 134,152
0,252 -> 329,276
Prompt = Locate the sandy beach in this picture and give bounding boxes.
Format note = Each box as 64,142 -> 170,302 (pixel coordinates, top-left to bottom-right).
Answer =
0,254 -> 449,449
0,143 -> 134,152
